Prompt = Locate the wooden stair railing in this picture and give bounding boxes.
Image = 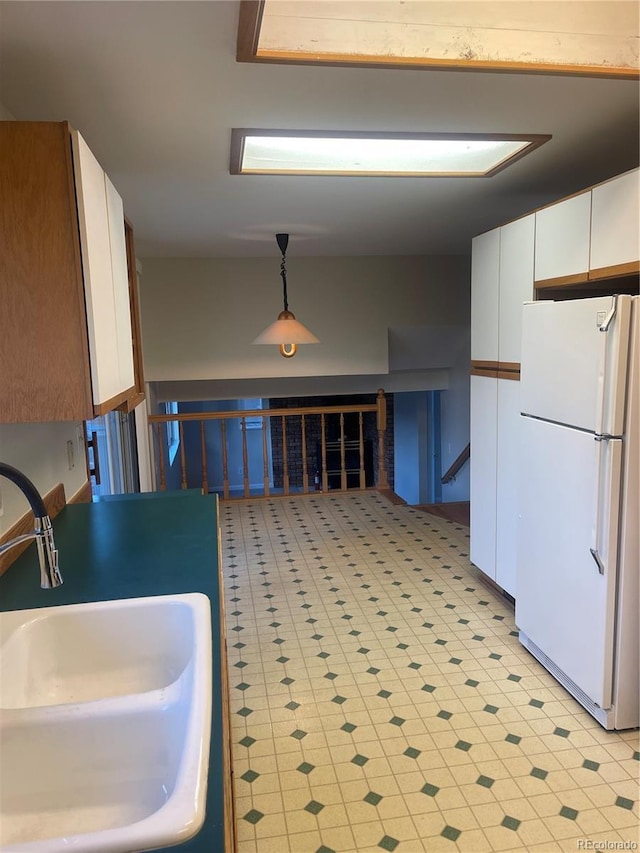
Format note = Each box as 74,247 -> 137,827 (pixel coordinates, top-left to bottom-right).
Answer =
148,389 -> 388,499
441,443 -> 470,484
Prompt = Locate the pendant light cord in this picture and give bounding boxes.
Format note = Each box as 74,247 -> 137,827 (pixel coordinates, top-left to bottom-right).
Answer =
280,251 -> 289,312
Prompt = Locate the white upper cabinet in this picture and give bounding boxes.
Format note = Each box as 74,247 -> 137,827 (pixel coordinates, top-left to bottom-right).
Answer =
72,131 -> 135,407
498,214 -> 535,365
590,168 -> 640,276
105,174 -> 135,393
471,228 -> 500,362
534,192 -> 591,284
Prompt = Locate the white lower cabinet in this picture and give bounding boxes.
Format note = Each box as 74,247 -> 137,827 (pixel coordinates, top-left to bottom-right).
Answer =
470,375 -> 498,580
470,375 -> 519,597
495,379 -> 520,596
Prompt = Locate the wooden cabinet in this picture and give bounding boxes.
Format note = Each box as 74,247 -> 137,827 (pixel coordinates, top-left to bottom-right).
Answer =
0,121 -> 140,423
534,191 -> 591,286
590,168 -> 640,278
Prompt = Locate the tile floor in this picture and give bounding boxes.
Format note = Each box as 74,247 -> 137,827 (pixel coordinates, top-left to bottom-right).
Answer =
222,492 -> 639,853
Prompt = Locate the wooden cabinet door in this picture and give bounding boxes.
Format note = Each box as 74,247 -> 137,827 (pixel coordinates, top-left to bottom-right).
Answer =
470,374 -> 497,581
534,192 -> 591,285
471,228 -> 500,362
498,214 -> 535,365
590,168 -> 640,278
495,378 -> 520,597
0,121 -> 93,422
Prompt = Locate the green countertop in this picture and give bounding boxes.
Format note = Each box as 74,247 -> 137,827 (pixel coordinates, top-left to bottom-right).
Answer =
0,490 -> 227,853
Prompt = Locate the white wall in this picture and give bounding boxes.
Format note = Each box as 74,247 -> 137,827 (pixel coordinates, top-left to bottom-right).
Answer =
141,252 -> 472,501
140,255 -> 470,381
0,422 -> 89,535
1,101 -> 91,535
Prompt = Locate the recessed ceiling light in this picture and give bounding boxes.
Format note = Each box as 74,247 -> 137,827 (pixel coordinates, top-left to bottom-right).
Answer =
230,130 -> 551,177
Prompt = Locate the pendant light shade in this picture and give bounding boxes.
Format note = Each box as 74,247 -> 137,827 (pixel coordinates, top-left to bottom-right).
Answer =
253,233 -> 319,357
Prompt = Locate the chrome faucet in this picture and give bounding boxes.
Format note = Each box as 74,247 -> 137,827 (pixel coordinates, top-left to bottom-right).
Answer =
0,463 -> 63,588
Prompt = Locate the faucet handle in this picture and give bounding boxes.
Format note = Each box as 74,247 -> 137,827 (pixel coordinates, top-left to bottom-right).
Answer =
35,516 -> 63,589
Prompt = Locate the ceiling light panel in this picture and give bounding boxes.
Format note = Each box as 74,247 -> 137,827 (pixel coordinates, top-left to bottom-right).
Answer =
231,131 -> 551,177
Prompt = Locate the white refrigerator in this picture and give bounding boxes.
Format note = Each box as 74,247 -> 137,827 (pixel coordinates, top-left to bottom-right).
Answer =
516,294 -> 639,730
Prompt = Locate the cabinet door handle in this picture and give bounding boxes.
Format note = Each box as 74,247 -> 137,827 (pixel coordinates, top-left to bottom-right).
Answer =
87,430 -> 101,486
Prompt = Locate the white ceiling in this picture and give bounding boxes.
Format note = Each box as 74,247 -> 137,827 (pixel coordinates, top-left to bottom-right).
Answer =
0,1 -> 638,258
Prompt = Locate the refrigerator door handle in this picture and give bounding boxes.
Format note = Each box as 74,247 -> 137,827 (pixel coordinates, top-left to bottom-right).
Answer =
589,547 -> 605,575
590,435 -> 623,578
598,295 -> 618,332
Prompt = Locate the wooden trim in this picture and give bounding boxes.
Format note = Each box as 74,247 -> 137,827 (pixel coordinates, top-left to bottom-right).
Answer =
376,389 -> 388,488
534,272 -> 589,289
200,422 -> 209,495
240,36 -> 638,80
68,480 -> 92,504
221,420 -> 230,500
471,367 -> 521,381
117,391 -> 145,414
301,414 -> 309,494
470,360 -> 520,373
262,418 -> 271,497
471,366 -> 498,378
124,219 -> 146,399
589,261 -> 640,282
471,359 -> 500,371
179,421 -> 187,490
156,423 -> 166,491
0,482 -> 67,576
236,0 -> 264,62
94,384 -> 137,417
149,401 -> 379,424
241,417 -> 250,498
214,495 -> 237,853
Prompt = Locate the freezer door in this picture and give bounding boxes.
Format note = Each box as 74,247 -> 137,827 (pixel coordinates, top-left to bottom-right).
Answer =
520,295 -> 631,435
516,416 -> 622,710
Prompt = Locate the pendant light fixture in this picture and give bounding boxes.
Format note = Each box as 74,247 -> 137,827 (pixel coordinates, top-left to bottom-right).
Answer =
252,233 -> 319,358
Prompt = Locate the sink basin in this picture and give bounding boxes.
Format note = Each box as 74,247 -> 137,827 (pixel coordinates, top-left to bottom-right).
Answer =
0,593 -> 212,853
0,595 -> 197,709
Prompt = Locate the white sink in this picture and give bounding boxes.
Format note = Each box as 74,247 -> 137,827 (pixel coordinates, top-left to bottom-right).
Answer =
0,593 -> 212,853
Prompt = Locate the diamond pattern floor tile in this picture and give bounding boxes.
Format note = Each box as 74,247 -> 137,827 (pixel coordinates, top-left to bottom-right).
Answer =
223,493 -> 639,852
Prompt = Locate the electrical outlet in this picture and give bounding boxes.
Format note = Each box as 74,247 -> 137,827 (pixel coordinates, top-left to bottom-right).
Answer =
67,439 -> 75,470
